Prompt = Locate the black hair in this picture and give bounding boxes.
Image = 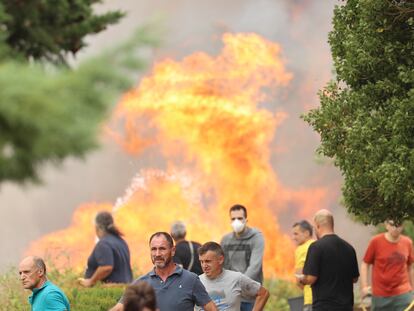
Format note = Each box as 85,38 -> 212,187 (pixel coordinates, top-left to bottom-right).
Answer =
95,211 -> 123,237
198,241 -> 225,257
293,220 -> 313,236
149,232 -> 174,248
229,204 -> 247,218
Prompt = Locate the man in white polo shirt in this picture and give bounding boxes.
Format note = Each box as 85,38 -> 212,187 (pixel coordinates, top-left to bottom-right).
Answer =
197,241 -> 269,311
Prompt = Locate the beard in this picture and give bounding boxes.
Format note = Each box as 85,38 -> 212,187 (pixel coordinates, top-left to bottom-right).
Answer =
152,254 -> 172,269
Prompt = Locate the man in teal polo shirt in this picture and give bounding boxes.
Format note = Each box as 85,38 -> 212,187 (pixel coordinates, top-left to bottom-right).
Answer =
19,256 -> 70,311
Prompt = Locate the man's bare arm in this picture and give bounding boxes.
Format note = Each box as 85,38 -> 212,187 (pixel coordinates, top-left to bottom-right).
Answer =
300,274 -> 317,286
252,286 -> 269,311
360,261 -> 371,297
109,302 -> 124,311
202,300 -> 219,311
79,265 -> 113,287
408,263 -> 413,288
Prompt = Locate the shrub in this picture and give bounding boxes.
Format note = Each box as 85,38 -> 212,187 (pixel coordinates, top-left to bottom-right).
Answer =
0,266 -> 300,310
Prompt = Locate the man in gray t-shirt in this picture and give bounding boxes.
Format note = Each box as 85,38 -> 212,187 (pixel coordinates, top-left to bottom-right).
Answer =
196,242 -> 269,311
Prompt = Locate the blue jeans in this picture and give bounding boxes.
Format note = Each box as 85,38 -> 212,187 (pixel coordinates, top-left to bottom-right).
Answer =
241,301 -> 254,311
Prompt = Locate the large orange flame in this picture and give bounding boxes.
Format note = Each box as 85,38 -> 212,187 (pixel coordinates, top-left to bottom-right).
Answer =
26,33 -> 328,279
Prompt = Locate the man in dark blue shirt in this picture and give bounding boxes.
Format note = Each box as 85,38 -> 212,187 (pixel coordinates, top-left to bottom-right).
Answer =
79,211 -> 133,287
110,232 -> 218,311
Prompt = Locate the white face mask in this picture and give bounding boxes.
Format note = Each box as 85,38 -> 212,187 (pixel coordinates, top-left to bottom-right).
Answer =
231,219 -> 246,234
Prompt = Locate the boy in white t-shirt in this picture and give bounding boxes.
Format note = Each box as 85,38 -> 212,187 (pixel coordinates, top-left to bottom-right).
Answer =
196,242 -> 269,311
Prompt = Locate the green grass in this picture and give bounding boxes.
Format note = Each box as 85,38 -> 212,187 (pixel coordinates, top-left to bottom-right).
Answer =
0,267 -> 300,311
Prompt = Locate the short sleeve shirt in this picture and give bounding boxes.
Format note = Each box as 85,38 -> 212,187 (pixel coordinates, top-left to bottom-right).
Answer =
29,280 -> 70,311
173,240 -> 203,275
295,239 -> 314,305
303,234 -> 359,310
363,233 -> 414,297
196,269 -> 260,311
121,265 -> 211,311
85,234 -> 133,283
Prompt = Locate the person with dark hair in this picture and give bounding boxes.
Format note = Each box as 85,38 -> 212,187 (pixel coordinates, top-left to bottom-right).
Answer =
221,204 -> 265,311
170,221 -> 203,275
292,220 -> 315,311
19,256 -> 70,310
360,220 -> 414,310
197,242 -> 269,311
123,281 -> 158,311
109,232 -> 218,311
79,211 -> 133,287
299,209 -> 359,310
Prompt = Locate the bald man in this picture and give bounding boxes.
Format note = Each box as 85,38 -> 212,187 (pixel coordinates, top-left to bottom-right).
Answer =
19,256 -> 70,311
298,210 -> 359,311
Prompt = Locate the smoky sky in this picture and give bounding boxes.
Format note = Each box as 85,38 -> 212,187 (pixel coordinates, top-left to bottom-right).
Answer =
0,0 -> 374,270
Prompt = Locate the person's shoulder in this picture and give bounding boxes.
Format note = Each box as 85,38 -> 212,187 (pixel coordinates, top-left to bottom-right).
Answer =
333,235 -> 358,253
181,267 -> 198,279
221,231 -> 234,243
43,283 -> 68,302
191,241 -> 202,247
251,227 -> 264,238
96,235 -> 114,247
362,233 -> 383,249
401,235 -> 413,245
106,234 -> 126,244
296,240 -> 311,255
44,281 -> 64,292
242,227 -> 264,242
223,269 -> 241,277
370,233 -> 385,242
175,241 -> 187,250
136,271 -> 153,282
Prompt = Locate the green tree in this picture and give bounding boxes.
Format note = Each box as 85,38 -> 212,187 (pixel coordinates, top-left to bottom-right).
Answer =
0,0 -> 123,64
0,1 -> 160,184
303,0 -> 414,224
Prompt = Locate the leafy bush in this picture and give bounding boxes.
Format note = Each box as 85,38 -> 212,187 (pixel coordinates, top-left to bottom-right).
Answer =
264,278 -> 302,310
0,266 -> 300,310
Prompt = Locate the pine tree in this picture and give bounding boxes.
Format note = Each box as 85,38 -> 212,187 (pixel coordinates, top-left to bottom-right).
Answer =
0,1 -> 159,184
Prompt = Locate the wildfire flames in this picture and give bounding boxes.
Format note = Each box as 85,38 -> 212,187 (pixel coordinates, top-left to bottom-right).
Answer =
26,33 -> 328,278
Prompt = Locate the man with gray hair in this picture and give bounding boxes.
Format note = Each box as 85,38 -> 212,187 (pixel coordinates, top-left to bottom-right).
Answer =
19,256 -> 70,311
170,221 -> 203,275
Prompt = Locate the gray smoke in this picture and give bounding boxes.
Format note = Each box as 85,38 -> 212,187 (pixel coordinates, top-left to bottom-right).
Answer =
0,0 -> 374,271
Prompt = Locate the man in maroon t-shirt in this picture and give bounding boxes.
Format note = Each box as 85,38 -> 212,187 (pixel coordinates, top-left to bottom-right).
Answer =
361,220 -> 414,310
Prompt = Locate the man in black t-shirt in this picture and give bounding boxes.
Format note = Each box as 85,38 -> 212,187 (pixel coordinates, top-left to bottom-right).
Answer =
299,209 -> 359,311
170,221 -> 203,275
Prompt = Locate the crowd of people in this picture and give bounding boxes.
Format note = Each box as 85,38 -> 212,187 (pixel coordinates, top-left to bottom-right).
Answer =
18,206 -> 414,311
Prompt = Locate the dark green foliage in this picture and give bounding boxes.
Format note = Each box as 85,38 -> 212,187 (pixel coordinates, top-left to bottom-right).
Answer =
0,267 -> 125,311
303,0 -> 414,224
0,25 -> 160,184
264,278 -> 301,310
0,0 -> 123,64
68,287 -> 125,311
0,0 -> 161,185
